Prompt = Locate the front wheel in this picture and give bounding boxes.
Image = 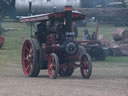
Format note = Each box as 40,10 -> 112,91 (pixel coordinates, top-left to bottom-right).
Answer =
48,53 -> 59,79
80,53 -> 92,79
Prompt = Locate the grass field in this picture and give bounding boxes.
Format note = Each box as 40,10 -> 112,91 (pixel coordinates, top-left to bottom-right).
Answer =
1,22 -> 128,65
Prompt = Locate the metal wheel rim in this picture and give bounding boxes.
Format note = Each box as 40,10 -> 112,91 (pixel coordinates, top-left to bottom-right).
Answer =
48,55 -> 56,78
80,55 -> 89,77
22,40 -> 34,76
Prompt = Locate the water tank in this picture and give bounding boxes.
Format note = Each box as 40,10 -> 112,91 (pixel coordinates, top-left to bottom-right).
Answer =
15,0 -> 81,15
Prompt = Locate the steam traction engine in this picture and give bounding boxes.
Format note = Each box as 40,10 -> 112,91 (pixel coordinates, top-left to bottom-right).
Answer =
20,6 -> 92,79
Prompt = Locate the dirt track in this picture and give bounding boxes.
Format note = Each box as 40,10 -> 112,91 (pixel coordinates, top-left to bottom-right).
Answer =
0,62 -> 128,96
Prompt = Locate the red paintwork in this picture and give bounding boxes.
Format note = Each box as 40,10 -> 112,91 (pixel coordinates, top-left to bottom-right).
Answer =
49,12 -> 65,19
42,34 -> 60,61
42,43 -> 60,61
46,34 -> 56,44
20,12 -> 85,23
67,51 -> 80,61
22,40 -> 34,76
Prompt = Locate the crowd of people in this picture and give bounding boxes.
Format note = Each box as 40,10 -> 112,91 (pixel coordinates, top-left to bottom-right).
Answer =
83,29 -> 97,40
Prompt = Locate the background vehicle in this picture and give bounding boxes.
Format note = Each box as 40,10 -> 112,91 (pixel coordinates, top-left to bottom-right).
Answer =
84,42 -> 108,61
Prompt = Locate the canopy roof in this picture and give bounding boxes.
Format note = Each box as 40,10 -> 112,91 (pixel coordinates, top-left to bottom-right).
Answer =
20,11 -> 85,23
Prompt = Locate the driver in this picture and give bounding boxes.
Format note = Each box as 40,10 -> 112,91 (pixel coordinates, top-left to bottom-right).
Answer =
37,20 -> 47,44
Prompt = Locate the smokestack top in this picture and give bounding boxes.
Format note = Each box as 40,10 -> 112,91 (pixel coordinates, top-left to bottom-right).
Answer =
64,6 -> 72,11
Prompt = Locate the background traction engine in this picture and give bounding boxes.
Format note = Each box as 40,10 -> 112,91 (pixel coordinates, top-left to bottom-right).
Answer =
0,35 -> 5,48
21,6 -> 92,79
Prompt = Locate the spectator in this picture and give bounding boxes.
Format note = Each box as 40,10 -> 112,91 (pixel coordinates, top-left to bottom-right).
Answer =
83,29 -> 91,40
91,32 -> 97,40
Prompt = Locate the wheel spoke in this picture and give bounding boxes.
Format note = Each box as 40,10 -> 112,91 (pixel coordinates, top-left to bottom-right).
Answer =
85,63 -> 88,69
82,57 -> 88,69
24,57 -> 28,62
48,53 -> 59,79
52,69 -> 55,74
84,69 -> 88,76
52,64 -> 55,70
80,55 -> 90,78
30,59 -> 33,64
26,63 -> 31,72
25,47 -> 30,53
30,49 -> 33,54
50,56 -> 54,64
30,54 -> 34,57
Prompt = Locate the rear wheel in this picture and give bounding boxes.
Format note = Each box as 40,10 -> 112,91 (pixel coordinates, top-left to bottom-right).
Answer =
80,53 -> 92,79
48,53 -> 59,79
22,39 -> 40,77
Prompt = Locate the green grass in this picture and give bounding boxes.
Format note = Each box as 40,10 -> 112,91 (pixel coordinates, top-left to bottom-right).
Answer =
0,22 -> 30,64
0,22 -> 128,66
78,23 -> 128,40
